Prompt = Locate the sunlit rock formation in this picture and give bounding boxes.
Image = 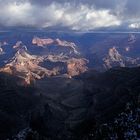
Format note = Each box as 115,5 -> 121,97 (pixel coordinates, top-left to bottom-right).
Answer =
103,47 -> 140,69
103,47 -> 125,69
0,41 -> 87,84
0,47 -> 58,85
32,37 -> 79,54
32,37 -> 54,47
67,58 -> 88,78
13,41 -> 27,51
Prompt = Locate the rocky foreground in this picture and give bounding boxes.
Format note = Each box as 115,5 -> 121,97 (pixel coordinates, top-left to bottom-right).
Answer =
0,67 -> 139,140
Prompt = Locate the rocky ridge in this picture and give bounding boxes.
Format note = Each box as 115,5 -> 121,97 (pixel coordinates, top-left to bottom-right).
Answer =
32,37 -> 79,54
103,47 -> 140,69
0,44 -> 58,84
0,41 -> 88,84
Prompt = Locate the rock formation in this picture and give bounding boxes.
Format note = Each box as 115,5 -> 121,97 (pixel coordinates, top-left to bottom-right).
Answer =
32,37 -> 79,54
0,47 -> 59,85
67,58 -> 88,78
103,47 -> 125,69
32,37 -> 54,47
13,41 -> 27,51
0,41 -> 87,84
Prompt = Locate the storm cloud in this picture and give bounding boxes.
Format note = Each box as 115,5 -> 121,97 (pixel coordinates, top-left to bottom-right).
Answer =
0,0 -> 139,30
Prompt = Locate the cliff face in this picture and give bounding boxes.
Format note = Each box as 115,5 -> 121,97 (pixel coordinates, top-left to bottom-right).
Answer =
88,34 -> 140,70
32,37 -> 79,54
0,41 -> 88,84
13,41 -> 27,50
67,58 -> 88,78
1,33 -> 140,76
103,47 -> 140,69
32,37 -> 54,47
0,44 -> 59,85
103,47 -> 125,69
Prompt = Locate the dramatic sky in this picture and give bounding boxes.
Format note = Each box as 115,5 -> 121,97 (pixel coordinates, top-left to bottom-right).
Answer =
0,0 -> 140,31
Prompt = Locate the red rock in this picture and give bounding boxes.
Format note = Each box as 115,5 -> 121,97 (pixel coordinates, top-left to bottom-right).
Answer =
67,58 -> 88,77
32,37 -> 54,47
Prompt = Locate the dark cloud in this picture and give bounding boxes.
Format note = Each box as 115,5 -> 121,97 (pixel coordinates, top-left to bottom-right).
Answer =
0,0 -> 139,30
29,0 -> 119,9
124,0 -> 140,17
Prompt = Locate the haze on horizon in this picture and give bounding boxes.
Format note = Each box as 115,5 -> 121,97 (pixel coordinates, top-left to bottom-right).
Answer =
0,0 -> 140,31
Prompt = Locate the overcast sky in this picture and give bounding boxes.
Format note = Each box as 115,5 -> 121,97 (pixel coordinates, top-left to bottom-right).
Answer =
0,0 -> 140,31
